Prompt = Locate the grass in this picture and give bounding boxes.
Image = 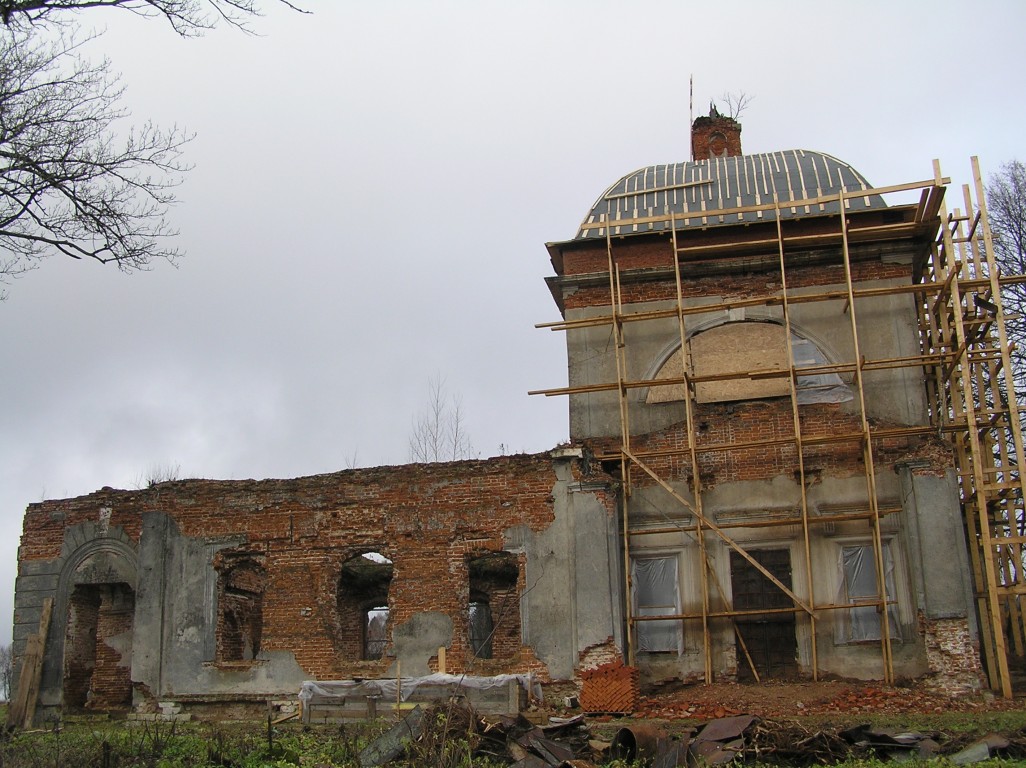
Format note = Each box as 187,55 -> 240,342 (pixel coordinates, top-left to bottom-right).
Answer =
4,709 -> 1026,767
1,718 -> 371,768
852,709 -> 1026,735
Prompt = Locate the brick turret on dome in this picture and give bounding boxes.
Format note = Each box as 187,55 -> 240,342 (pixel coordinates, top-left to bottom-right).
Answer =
691,104 -> 742,159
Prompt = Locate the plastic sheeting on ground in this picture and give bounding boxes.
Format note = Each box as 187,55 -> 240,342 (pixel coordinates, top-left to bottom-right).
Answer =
299,672 -> 541,704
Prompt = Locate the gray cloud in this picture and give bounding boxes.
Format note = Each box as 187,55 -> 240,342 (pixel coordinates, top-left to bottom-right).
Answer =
2,0 -> 1025,643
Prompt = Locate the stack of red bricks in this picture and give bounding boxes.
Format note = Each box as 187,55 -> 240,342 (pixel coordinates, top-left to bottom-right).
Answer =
579,660 -> 639,714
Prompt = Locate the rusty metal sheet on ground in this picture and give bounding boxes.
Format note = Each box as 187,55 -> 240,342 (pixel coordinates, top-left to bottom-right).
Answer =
690,737 -> 743,765
694,715 -> 757,742
528,735 -> 575,765
950,733 -> 1012,765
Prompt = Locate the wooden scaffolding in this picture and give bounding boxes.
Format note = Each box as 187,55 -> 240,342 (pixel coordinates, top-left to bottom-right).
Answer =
532,157 -> 1026,696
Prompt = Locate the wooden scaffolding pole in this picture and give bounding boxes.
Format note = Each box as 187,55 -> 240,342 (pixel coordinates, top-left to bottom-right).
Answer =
973,158 -> 1026,669
774,192 -> 820,680
535,157 -> 1026,694
932,158 -> 1012,697
668,212 -> 713,682
837,189 -> 894,684
607,224 -> 637,667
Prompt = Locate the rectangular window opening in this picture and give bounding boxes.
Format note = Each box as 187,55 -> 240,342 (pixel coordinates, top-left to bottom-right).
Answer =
631,556 -> 682,654
838,543 -> 900,644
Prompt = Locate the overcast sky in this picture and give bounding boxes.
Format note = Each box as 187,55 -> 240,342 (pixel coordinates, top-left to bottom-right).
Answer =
2,0 -> 1025,646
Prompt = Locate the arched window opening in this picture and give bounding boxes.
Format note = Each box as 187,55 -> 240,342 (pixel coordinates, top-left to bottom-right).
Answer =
467,552 -> 519,660
63,582 -> 135,711
338,552 -> 393,661
647,323 -> 852,405
215,556 -> 266,663
708,131 -> 728,158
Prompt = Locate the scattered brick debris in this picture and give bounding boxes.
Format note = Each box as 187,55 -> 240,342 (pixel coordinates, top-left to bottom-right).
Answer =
632,679 -> 1017,721
360,680 -> 1026,766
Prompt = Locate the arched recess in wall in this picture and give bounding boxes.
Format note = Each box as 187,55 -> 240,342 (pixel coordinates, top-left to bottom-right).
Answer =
466,552 -> 520,661
54,534 -> 138,712
337,552 -> 393,661
707,131 -> 727,158
645,321 -> 852,406
214,553 -> 267,663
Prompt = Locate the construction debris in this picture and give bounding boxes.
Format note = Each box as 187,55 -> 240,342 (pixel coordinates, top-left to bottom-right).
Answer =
579,661 -> 639,714
358,706 -> 426,768
355,700 -> 1026,766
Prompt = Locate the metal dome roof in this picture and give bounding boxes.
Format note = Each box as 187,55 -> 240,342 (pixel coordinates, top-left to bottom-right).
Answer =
575,149 -> 886,241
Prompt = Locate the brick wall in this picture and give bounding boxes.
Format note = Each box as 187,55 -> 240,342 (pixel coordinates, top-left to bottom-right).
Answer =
920,614 -> 984,695
215,554 -> 267,662
691,114 -> 742,159
20,454 -> 583,684
561,246 -> 909,311
468,551 -> 522,662
90,585 -> 134,709
63,585 -> 99,710
607,400 -> 950,490
62,583 -> 134,711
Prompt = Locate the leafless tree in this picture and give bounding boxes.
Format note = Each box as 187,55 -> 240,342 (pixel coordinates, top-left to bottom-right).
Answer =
988,160 -> 1026,393
0,643 -> 12,701
0,0 -> 308,36
409,375 -> 475,463
0,29 -> 191,292
986,162 -> 1026,548
0,1 -> 308,295
719,90 -> 753,121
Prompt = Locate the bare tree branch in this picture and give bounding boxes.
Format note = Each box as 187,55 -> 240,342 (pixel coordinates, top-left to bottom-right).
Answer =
719,90 -> 753,121
0,643 -> 11,701
986,160 -> 1026,545
0,0 -> 309,36
988,160 -> 1026,395
0,29 -> 192,290
409,375 -> 476,463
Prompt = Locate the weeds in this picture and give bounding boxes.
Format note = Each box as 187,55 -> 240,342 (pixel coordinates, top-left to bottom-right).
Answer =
0,715 -> 514,767
3,712 -> 1026,767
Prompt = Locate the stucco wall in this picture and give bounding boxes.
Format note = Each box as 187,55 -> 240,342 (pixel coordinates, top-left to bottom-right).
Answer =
564,271 -> 927,442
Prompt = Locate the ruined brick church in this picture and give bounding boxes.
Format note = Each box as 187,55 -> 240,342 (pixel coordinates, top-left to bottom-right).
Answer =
17,111 -> 1018,719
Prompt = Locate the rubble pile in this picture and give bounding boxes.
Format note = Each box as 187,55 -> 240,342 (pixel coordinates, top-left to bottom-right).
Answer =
356,700 -> 1026,767
359,703 -> 597,767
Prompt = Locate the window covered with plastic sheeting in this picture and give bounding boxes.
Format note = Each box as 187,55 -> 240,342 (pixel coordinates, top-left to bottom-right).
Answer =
837,544 -> 900,644
791,334 -> 853,405
631,556 -> 682,653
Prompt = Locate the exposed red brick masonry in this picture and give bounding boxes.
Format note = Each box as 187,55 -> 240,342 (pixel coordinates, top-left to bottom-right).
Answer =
21,456 -> 610,682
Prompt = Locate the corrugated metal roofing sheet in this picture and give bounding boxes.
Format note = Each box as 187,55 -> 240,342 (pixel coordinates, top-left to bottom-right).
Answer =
575,150 -> 886,240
